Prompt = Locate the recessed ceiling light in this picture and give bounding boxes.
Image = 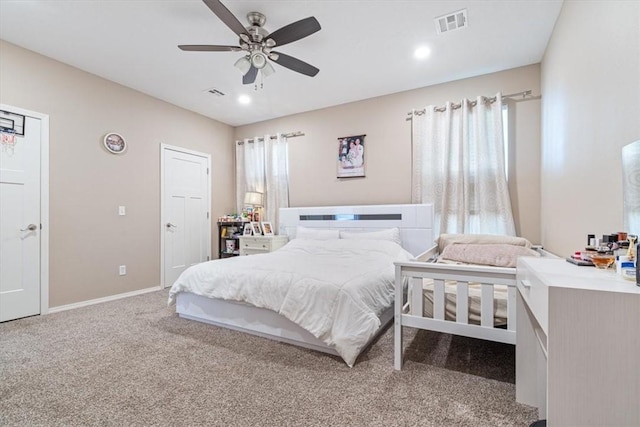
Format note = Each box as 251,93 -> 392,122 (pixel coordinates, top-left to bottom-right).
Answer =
238,95 -> 251,105
414,46 -> 431,60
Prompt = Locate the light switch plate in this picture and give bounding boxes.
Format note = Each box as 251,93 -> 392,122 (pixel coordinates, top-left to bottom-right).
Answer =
119,265 -> 126,276
118,206 -> 126,216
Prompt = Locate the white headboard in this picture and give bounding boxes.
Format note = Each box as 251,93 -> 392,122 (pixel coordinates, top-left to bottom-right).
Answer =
279,204 -> 434,257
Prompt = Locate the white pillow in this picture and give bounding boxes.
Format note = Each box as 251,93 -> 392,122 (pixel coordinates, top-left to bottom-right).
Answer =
295,226 -> 339,240
339,228 -> 402,245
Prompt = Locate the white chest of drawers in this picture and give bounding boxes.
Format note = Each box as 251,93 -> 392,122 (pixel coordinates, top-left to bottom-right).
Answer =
239,235 -> 288,256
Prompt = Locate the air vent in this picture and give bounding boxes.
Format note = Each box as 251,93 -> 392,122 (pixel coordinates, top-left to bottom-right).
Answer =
435,9 -> 468,35
205,88 -> 225,96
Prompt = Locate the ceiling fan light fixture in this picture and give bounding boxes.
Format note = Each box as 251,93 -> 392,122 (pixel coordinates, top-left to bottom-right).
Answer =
234,56 -> 252,75
261,61 -> 275,78
178,4 -> 321,85
250,51 -> 267,69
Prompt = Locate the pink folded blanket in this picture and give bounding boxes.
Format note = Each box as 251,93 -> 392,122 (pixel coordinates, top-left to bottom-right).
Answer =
436,233 -> 533,252
439,243 -> 540,268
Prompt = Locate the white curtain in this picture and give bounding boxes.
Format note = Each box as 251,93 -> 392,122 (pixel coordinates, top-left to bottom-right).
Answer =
264,134 -> 289,230
235,134 -> 289,232
235,140 -> 246,215
411,93 -> 516,236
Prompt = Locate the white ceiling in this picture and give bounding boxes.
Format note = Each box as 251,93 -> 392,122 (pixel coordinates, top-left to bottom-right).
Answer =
0,0 -> 563,127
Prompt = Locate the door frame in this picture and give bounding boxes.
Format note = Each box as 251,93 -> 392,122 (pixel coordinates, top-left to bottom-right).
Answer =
160,144 -> 211,289
0,104 -> 50,315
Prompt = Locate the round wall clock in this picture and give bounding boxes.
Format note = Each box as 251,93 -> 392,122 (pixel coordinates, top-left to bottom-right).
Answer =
103,132 -> 127,154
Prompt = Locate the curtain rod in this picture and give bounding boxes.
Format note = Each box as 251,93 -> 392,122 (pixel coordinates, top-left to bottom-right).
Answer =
236,131 -> 305,145
406,90 -> 534,121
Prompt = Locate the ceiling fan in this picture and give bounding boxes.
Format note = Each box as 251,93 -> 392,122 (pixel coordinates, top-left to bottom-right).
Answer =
179,0 -> 321,85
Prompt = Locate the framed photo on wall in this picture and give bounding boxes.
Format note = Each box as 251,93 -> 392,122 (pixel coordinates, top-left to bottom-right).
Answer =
337,134 -> 366,178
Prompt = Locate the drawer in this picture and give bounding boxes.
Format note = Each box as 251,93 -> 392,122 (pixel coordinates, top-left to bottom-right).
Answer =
517,260 -> 549,336
241,238 -> 271,251
240,248 -> 268,256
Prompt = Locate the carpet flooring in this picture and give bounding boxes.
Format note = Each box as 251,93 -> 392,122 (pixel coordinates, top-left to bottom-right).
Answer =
0,290 -> 537,426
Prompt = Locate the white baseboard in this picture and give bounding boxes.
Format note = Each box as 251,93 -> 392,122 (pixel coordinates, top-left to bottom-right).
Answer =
48,286 -> 162,314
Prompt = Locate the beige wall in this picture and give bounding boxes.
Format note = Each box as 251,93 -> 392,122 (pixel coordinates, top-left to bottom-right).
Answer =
0,41 -> 235,307
540,1 -> 640,257
236,65 -> 542,244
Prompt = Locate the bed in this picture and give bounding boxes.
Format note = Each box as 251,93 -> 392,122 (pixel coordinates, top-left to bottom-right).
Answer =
393,234 -> 555,370
169,204 -> 434,367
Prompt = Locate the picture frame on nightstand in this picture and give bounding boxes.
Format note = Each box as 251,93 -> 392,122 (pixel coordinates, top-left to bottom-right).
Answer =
243,225 -> 252,236
261,222 -> 274,236
250,222 -> 262,236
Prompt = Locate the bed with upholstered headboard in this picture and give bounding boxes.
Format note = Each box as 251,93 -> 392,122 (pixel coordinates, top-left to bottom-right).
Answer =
169,204 -> 434,367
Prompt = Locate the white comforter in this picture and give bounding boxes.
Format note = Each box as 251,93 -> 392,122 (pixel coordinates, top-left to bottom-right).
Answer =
168,238 -> 413,366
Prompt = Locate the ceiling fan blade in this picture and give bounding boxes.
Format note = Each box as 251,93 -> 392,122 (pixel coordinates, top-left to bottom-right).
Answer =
178,45 -> 242,52
270,52 -> 319,77
267,17 -> 321,47
243,66 -> 258,85
202,0 -> 249,37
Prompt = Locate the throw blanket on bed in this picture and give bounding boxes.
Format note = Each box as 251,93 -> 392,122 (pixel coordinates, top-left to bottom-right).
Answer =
168,239 -> 413,367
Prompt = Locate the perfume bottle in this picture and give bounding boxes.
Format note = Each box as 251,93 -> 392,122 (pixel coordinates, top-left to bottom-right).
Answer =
627,235 -> 637,261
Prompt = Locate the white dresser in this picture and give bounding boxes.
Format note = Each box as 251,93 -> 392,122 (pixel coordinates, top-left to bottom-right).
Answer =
239,235 -> 288,256
516,257 -> 640,426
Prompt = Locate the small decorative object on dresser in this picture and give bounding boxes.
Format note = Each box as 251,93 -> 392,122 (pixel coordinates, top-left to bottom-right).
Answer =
261,221 -> 274,236
250,221 -> 262,236
243,226 -> 253,236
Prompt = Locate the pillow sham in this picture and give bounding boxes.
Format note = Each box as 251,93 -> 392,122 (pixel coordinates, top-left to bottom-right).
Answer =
295,226 -> 340,240
339,228 -> 402,245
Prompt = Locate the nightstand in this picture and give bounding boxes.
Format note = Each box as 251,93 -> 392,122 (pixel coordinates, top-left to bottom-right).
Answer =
239,235 -> 288,256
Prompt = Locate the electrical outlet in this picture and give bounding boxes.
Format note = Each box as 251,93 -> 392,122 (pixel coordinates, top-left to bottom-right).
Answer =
119,265 -> 126,276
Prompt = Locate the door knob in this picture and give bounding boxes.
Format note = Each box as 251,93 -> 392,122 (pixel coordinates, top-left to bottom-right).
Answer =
166,222 -> 176,228
21,224 -> 37,231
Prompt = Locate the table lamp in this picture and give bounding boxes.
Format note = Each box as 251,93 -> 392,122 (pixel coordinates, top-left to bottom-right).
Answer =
244,191 -> 264,222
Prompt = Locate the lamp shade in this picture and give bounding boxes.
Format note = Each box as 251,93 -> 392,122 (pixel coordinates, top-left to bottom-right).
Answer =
244,191 -> 263,206
234,56 -> 251,75
261,61 -> 275,78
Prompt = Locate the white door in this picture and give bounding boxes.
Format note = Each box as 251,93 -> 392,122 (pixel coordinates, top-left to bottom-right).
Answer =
0,115 -> 41,322
162,146 -> 211,288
